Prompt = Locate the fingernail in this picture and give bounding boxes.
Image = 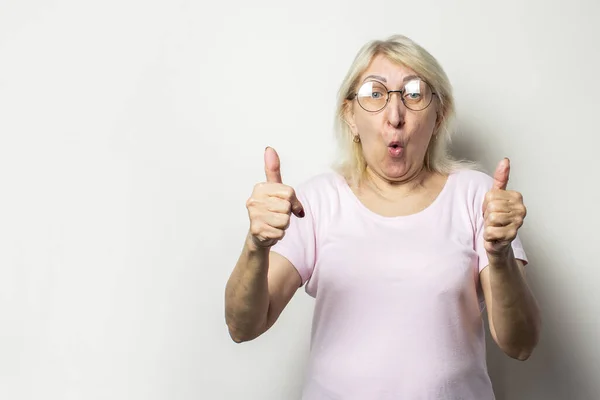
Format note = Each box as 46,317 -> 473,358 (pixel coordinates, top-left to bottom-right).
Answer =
299,210 -> 305,218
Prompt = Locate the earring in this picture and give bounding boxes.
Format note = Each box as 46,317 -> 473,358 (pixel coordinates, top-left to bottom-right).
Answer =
353,135 -> 361,143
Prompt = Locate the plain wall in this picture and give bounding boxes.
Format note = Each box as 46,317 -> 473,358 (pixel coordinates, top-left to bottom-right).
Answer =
1,0 -> 599,399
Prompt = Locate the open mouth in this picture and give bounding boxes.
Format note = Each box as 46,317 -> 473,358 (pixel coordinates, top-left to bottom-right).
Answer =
388,142 -> 404,157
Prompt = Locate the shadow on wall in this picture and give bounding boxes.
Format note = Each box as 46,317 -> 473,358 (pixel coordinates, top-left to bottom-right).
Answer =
449,120 -> 595,400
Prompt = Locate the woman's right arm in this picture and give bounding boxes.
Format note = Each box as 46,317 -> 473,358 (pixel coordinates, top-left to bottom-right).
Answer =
224,147 -> 305,343
225,234 -> 301,343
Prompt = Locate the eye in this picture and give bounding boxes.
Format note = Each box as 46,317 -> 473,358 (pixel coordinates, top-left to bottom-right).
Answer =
403,79 -> 424,101
371,91 -> 385,99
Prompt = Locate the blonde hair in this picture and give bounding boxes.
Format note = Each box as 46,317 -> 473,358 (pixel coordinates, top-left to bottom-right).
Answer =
332,34 -> 475,186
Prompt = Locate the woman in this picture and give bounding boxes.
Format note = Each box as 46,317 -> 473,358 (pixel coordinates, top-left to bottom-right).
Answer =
225,34 -> 541,399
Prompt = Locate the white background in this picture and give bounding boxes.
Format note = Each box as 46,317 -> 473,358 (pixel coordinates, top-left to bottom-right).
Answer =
1,0 -> 599,399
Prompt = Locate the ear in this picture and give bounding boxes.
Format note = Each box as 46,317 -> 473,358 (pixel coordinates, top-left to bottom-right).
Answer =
342,100 -> 358,135
434,112 -> 442,131
433,100 -> 443,131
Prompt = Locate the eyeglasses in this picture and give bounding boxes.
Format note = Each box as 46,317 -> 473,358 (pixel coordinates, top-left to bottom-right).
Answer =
351,79 -> 436,112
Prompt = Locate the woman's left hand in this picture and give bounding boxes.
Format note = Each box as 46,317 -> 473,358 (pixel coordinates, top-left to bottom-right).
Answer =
482,158 -> 527,260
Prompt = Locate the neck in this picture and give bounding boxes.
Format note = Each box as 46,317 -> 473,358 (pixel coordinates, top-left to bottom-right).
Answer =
362,165 -> 432,200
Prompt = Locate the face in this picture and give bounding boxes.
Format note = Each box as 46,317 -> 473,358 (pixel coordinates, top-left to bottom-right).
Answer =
345,54 -> 439,183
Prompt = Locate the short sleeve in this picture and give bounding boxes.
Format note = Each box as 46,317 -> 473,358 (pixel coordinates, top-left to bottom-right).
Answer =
270,186 -> 317,286
473,174 -> 529,272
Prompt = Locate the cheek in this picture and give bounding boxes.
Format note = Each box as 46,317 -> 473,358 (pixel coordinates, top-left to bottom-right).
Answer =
353,113 -> 378,136
409,113 -> 437,142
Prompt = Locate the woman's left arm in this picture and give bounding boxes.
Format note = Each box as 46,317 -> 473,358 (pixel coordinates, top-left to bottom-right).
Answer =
480,158 -> 542,361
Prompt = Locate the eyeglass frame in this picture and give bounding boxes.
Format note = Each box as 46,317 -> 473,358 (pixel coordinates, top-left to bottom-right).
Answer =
349,79 -> 437,113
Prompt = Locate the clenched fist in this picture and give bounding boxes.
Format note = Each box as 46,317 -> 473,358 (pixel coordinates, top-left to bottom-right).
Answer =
482,158 -> 527,260
246,147 -> 305,249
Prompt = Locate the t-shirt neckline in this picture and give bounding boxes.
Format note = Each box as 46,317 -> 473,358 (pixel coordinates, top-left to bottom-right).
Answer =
333,170 -> 456,223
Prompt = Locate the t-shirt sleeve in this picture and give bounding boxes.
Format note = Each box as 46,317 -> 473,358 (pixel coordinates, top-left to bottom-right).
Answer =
270,185 -> 317,286
473,174 -> 529,273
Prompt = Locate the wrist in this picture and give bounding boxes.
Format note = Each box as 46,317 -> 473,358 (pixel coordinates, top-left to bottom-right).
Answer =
487,247 -> 516,269
245,232 -> 271,255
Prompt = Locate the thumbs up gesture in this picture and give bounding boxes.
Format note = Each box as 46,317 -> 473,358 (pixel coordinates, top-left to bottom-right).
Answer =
246,147 -> 305,249
482,158 -> 528,259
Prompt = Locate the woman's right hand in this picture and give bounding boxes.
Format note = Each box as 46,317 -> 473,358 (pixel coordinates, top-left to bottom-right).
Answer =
246,147 -> 305,249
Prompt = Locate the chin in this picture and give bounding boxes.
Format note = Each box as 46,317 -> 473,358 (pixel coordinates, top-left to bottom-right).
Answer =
381,164 -> 410,180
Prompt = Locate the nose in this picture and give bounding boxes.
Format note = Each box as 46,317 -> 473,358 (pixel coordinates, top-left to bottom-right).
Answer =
385,91 -> 406,128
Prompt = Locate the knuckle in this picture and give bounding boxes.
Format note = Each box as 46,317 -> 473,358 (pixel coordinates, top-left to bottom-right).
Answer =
249,221 -> 262,236
246,204 -> 260,219
284,186 -> 295,198
246,196 -> 257,209
515,216 -> 524,227
278,213 -> 291,229
483,227 -> 494,241
514,191 -> 524,202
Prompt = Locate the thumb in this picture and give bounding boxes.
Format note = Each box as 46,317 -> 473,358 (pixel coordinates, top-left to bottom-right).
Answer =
264,146 -> 282,183
493,157 -> 510,190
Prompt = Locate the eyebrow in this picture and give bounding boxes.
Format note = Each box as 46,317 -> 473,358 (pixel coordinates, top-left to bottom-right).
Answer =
363,75 -> 387,83
362,74 -> 420,83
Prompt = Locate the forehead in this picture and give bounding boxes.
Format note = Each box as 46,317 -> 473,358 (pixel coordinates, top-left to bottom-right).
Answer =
359,54 -> 418,85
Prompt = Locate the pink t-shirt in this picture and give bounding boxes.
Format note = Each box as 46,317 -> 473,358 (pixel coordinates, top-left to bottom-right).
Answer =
271,168 -> 528,400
